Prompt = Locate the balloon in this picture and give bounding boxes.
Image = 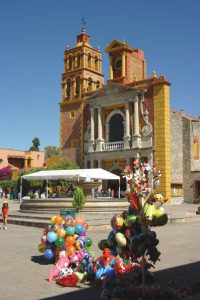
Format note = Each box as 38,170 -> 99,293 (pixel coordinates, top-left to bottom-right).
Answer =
48,255 -> 69,282
78,235 -> 87,243
82,222 -> 89,230
43,228 -> 49,235
75,216 -> 84,225
59,250 -> 66,258
107,231 -> 117,248
51,215 -> 57,224
66,245 -> 76,256
47,231 -> 57,243
65,236 -> 75,245
81,227 -> 87,236
54,246 -> 61,257
38,243 -> 45,253
75,224 -> 83,234
75,240 -> 84,249
85,237 -> 92,247
53,224 -> 60,232
56,273 -> 79,287
111,214 -> 124,230
58,228 -> 66,238
55,237 -> 65,247
44,248 -> 54,260
65,226 -> 75,236
54,216 -> 63,225
65,216 -> 75,227
124,215 -> 137,227
41,235 -> 47,244
115,232 -> 127,247
98,239 -> 109,250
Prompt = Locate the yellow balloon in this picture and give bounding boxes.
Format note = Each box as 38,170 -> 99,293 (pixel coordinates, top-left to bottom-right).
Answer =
58,228 -> 66,238
115,232 -> 127,247
38,243 -> 45,253
51,215 -> 57,224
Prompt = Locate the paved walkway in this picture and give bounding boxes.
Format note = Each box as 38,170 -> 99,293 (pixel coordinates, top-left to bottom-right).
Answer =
0,198 -> 200,299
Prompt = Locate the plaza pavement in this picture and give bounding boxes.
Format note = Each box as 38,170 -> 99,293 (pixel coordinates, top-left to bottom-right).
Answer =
0,199 -> 200,299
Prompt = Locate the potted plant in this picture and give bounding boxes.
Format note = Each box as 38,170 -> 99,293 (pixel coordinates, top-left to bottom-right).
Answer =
72,187 -> 86,212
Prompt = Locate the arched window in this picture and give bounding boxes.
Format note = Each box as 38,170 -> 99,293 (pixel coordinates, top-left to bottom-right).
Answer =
194,137 -> 199,160
109,114 -> 124,142
76,52 -> 81,68
88,53 -> 91,68
87,77 -> 92,92
66,79 -> 71,97
68,55 -> 72,69
96,81 -> 100,89
94,55 -> 98,71
75,76 -> 80,95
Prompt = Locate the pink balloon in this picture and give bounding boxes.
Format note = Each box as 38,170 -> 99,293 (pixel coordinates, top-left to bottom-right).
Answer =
48,255 -> 69,282
41,235 -> 47,244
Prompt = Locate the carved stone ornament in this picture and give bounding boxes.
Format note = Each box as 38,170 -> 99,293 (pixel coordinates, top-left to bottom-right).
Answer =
140,95 -> 152,137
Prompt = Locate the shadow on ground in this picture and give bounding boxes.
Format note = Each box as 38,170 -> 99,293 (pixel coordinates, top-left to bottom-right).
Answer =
40,261 -> 200,300
31,255 -> 54,265
40,285 -> 101,300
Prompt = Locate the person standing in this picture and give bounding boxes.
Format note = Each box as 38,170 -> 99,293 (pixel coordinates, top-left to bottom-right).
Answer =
2,200 -> 9,230
0,186 -> 3,198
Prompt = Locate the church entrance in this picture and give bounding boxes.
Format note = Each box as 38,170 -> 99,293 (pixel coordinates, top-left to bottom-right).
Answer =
109,114 -> 124,142
106,168 -> 126,198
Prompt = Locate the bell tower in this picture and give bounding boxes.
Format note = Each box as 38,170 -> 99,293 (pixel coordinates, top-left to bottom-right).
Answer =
60,29 -> 104,166
105,40 -> 147,84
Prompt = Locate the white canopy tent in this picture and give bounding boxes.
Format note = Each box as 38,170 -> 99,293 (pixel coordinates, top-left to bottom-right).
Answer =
20,168 -> 120,203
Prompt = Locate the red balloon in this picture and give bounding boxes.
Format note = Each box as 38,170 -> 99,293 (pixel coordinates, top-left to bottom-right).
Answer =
82,222 -> 89,230
56,274 -> 78,287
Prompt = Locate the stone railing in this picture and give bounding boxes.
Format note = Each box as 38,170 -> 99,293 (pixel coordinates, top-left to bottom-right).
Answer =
102,141 -> 124,151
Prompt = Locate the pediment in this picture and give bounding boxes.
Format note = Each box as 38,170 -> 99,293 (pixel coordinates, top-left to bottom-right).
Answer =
105,40 -> 124,52
87,83 -> 137,100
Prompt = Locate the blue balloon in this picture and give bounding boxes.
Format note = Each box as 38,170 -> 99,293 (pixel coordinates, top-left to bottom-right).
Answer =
47,231 -> 57,243
75,224 -> 83,234
44,248 -> 54,260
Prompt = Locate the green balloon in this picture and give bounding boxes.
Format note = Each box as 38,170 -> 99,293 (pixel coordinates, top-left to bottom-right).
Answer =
85,237 -> 92,247
124,215 -> 137,227
55,237 -> 64,247
98,239 -> 109,250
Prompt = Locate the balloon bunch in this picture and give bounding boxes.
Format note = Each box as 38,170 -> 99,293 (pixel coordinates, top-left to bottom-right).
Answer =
38,214 -> 95,286
97,159 -> 169,299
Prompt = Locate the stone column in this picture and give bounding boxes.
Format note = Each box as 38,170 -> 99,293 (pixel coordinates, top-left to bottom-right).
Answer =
88,107 -> 95,152
97,106 -> 103,140
98,159 -> 102,168
132,96 -> 141,148
122,54 -> 126,77
109,56 -> 113,80
124,102 -> 131,149
96,106 -> 104,151
134,96 -> 140,136
90,107 -> 95,141
90,160 -> 94,168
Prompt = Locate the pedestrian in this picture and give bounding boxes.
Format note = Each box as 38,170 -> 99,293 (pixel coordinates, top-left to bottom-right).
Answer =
0,186 -> 3,198
2,200 -> 9,230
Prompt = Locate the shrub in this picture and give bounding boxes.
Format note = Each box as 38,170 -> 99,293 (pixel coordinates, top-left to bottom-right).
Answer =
72,188 -> 86,211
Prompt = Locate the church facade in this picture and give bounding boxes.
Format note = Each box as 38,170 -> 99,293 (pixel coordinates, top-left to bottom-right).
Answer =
59,29 -> 200,203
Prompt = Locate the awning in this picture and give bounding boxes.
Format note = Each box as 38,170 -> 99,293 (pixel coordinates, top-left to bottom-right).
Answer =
22,168 -> 120,181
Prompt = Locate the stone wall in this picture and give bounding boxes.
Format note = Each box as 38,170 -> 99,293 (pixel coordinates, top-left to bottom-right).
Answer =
170,111 -> 183,183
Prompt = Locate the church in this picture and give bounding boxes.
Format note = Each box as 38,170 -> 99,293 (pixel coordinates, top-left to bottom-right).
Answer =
59,29 -> 200,204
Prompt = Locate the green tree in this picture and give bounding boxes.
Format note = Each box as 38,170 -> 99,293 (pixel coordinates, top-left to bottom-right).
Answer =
29,137 -> 40,151
44,146 -> 60,158
72,187 -> 86,211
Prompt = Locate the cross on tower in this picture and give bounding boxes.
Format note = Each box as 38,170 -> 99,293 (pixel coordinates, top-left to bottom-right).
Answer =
81,17 -> 86,31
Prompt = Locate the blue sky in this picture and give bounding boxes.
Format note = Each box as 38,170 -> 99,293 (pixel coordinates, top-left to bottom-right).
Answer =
0,0 -> 199,151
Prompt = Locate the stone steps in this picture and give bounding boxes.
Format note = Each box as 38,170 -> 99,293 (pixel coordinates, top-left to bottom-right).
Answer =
1,210 -> 200,231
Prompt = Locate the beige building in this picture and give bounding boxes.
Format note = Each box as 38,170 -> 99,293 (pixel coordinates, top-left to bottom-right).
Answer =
0,148 -> 45,179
